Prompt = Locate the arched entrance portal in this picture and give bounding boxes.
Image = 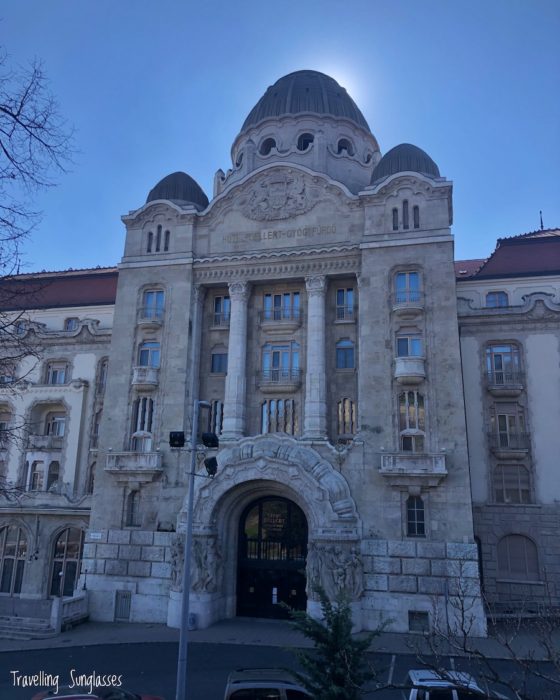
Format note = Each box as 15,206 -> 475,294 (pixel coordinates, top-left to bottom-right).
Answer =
237,496 -> 307,618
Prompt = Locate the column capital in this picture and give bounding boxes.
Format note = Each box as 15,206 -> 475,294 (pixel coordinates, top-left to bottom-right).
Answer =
228,279 -> 251,302
305,275 -> 326,298
193,284 -> 206,304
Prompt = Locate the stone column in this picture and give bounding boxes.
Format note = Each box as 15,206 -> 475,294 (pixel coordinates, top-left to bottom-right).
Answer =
221,280 -> 250,438
304,275 -> 327,438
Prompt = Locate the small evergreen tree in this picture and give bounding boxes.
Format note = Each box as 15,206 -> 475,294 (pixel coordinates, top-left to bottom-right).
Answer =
285,588 -> 381,699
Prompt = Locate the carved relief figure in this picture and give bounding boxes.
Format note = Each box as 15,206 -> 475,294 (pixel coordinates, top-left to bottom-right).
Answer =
192,537 -> 222,593
170,534 -> 185,590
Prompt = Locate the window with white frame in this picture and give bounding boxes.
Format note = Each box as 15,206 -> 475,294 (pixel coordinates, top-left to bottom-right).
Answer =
399,391 -> 425,452
29,460 -> 44,491
46,361 -> 68,385
213,295 -> 231,325
262,342 -> 300,381
396,333 -> 423,357
130,396 -> 154,451
490,404 -> 527,449
263,292 -> 300,321
394,271 -> 421,304
337,398 -> 356,436
138,341 -> 161,368
493,464 -> 531,504
142,289 -> 165,320
486,344 -> 521,385
406,495 -> 426,537
497,534 -> 539,581
336,288 -> 354,320
486,291 -> 508,308
45,412 -> 65,438
261,399 -> 297,435
335,339 -> 355,369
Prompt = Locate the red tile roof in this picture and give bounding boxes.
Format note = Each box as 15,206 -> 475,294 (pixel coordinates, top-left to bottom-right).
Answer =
0,267 -> 118,311
470,229 -> 560,279
454,259 -> 486,279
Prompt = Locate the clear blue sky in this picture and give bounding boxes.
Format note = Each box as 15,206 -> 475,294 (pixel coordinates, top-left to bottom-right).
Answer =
3,0 -> 559,272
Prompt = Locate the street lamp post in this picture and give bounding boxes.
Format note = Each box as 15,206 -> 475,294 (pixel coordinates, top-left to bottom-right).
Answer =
175,399 -> 211,700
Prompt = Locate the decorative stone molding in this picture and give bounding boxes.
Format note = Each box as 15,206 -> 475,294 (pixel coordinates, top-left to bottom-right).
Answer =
239,171 -> 321,221
307,541 -> 363,601
457,292 -> 560,319
227,280 -> 251,302
305,275 -> 326,297
193,434 -> 358,528
379,452 -> 447,489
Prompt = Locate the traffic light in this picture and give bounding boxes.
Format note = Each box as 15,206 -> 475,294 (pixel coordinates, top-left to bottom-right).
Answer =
169,431 -> 186,447
204,456 -> 218,477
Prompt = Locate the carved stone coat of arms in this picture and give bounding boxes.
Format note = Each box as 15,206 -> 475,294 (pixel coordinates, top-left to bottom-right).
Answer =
240,171 -> 320,221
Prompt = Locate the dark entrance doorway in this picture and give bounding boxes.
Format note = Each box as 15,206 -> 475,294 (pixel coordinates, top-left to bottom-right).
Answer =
237,496 -> 307,618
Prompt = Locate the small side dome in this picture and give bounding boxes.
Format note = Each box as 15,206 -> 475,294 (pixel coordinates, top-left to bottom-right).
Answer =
146,171 -> 209,209
371,143 -> 440,184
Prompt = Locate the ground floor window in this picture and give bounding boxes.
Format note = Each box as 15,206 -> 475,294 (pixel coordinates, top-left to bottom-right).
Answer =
0,526 -> 27,594
49,527 -> 84,597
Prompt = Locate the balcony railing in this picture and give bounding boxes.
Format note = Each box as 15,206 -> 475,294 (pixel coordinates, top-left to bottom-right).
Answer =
379,452 -> 447,488
105,451 -> 163,483
488,432 -> 530,452
394,356 -> 425,384
137,307 -> 164,325
261,368 -> 302,383
27,434 -> 63,450
336,305 -> 354,321
258,308 -> 303,332
131,366 -> 159,389
391,290 -> 425,314
211,311 -> 230,328
486,371 -> 525,397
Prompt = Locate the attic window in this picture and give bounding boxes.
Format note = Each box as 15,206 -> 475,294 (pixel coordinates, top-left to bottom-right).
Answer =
235,151 -> 243,168
337,138 -> 354,156
297,133 -> 314,151
259,138 -> 276,156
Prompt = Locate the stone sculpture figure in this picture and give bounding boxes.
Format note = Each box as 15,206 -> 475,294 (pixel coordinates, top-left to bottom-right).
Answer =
170,534 -> 184,590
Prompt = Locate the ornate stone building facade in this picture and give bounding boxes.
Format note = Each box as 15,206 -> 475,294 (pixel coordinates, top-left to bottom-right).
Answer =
0,71 -> 557,636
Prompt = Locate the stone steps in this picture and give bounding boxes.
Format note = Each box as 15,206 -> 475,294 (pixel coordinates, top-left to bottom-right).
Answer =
0,615 -> 56,640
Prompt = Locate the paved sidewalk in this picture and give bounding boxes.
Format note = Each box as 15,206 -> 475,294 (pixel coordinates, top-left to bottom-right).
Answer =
0,617 -> 553,661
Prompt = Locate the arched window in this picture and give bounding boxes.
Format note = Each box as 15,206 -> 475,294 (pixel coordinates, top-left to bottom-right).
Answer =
86,462 -> 96,495
497,535 -> 539,581
49,527 -> 84,597
164,230 -> 170,252
259,137 -> 276,156
29,461 -> 44,491
402,200 -> 409,229
91,409 -> 102,449
337,398 -> 356,436
406,496 -> 425,537
493,464 -> 531,504
235,150 -> 244,168
261,399 -> 297,435
413,205 -> 420,229
125,491 -> 141,527
337,138 -> 354,156
297,133 -> 314,151
0,525 -> 27,594
155,224 -> 162,252
47,461 -> 60,491
147,231 -> 153,253
399,391 -> 425,452
130,396 -> 154,451
335,340 -> 355,369
392,208 -> 399,231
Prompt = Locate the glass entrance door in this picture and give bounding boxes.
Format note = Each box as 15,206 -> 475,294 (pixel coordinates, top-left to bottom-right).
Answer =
237,497 -> 308,618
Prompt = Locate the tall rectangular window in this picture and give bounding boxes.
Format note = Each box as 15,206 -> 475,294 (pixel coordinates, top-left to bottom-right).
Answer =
211,353 -> 228,374
263,292 -> 300,321
213,296 -> 231,326
261,399 -> 297,435
406,496 -> 425,537
46,362 -> 68,385
142,290 -> 165,319
336,288 -> 354,320
394,271 -> 420,304
138,341 -> 161,368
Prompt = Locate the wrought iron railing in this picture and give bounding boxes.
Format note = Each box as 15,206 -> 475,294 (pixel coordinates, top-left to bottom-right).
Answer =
260,368 -> 302,384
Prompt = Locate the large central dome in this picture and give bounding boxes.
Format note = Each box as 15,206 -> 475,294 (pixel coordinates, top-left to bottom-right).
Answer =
241,70 -> 370,133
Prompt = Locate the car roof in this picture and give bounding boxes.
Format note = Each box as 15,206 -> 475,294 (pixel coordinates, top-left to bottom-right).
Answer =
408,669 -> 483,691
227,668 -> 301,684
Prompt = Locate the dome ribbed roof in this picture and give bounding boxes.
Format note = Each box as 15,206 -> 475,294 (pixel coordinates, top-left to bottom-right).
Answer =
241,70 -> 370,133
371,143 -> 440,183
146,171 -> 208,209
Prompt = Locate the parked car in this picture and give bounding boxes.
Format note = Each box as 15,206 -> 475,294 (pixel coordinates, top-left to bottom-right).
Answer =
31,688 -> 163,700
224,668 -> 312,699
404,669 -> 509,699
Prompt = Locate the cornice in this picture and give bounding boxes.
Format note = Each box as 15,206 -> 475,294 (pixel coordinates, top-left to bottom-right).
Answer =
193,245 -> 360,282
